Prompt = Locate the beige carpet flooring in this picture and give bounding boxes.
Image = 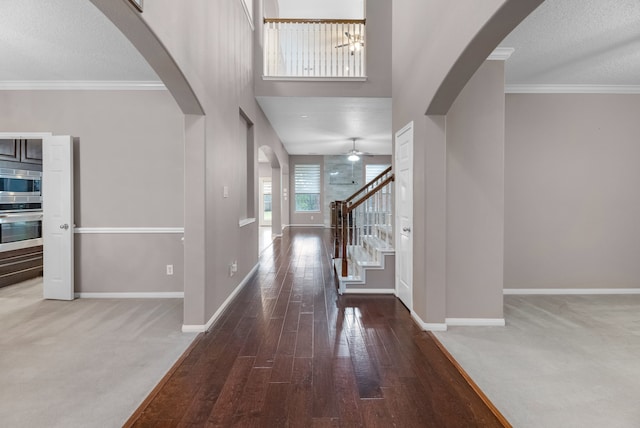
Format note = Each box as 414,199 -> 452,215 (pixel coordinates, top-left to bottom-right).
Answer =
435,295 -> 640,428
0,278 -> 197,428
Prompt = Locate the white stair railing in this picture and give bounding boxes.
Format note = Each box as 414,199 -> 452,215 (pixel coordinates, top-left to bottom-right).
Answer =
263,19 -> 366,78
332,166 -> 393,277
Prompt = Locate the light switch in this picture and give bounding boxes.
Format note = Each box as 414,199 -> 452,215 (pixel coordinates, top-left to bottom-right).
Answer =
223,186 -> 229,198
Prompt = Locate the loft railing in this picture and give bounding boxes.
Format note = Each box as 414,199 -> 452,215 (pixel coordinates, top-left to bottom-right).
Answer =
263,18 -> 366,78
332,166 -> 394,278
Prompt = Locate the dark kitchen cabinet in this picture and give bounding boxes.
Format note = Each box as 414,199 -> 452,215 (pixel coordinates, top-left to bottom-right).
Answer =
20,139 -> 43,165
0,139 -> 20,162
0,139 -> 43,165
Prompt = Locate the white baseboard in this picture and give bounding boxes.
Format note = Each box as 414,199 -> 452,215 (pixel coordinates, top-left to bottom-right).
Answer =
74,292 -> 184,299
411,310 -> 448,331
182,262 -> 259,333
343,288 -> 395,294
287,224 -> 325,228
445,318 -> 506,327
504,288 -> 640,295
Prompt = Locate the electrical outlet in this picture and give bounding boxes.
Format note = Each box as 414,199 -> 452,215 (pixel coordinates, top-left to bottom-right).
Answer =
310,215 -> 314,220
166,264 -> 174,275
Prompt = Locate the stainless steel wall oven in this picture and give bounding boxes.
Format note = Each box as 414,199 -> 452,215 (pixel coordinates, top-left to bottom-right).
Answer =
0,168 -> 42,251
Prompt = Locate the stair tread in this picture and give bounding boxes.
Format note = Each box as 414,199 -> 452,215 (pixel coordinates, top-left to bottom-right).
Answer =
362,235 -> 394,252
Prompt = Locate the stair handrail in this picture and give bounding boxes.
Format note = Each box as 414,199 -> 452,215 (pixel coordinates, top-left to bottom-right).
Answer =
345,175 -> 394,214
344,165 -> 392,205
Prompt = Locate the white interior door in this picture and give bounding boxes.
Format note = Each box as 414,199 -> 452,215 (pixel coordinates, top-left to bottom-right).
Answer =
43,135 -> 74,300
395,122 -> 413,310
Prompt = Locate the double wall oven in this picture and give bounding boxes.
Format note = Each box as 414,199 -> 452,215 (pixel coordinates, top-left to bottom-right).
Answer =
0,167 -> 42,251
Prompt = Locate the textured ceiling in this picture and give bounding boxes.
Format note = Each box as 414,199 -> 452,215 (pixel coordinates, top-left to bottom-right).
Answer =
0,0 -> 158,81
256,97 -> 391,155
500,0 -> 640,85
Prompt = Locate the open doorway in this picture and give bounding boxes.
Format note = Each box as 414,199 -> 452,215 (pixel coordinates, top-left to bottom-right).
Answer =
258,147 -> 273,253
257,145 -> 282,254
0,133 -> 74,300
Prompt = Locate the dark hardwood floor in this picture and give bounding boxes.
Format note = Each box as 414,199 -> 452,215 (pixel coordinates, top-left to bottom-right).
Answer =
127,228 -> 506,427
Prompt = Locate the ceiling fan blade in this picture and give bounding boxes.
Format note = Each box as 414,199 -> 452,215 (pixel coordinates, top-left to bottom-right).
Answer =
335,43 -> 350,48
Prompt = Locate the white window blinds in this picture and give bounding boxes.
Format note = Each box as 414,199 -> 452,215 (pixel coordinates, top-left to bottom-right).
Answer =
294,164 -> 321,193
365,164 -> 390,183
294,164 -> 321,212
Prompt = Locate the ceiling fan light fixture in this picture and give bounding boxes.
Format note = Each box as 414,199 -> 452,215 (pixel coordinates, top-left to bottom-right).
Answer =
348,153 -> 360,162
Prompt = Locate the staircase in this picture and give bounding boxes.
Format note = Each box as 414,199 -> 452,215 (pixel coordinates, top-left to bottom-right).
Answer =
332,167 -> 395,294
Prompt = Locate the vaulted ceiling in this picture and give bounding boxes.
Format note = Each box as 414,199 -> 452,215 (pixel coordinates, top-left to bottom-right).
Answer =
2,0 -> 639,155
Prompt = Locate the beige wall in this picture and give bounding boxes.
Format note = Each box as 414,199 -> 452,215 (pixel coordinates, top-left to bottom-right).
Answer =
0,90 -> 185,292
392,0 -> 539,324
137,0 -> 290,325
506,94 -> 640,290
446,61 -> 505,319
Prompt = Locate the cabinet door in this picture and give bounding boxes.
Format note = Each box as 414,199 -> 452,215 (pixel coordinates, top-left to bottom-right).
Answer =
0,139 -> 20,162
20,139 -> 43,164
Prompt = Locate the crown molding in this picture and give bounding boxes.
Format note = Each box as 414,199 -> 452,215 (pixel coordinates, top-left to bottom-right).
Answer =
487,47 -> 515,61
506,84 -> 640,94
0,80 -> 167,91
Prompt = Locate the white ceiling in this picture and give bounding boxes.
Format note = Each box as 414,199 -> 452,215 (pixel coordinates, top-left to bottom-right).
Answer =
256,97 -> 392,155
2,0 -> 640,155
499,0 -> 640,86
277,0 -> 364,20
0,0 -> 158,81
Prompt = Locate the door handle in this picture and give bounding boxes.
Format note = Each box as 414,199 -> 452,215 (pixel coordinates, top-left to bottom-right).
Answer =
402,227 -> 411,232
60,224 -> 69,230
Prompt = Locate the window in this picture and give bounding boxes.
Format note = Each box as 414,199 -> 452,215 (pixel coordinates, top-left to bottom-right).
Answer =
365,164 -> 390,183
263,179 -> 272,222
294,164 -> 321,212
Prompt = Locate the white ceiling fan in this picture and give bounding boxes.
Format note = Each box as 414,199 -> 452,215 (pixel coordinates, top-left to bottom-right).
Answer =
345,138 -> 372,161
335,32 -> 364,55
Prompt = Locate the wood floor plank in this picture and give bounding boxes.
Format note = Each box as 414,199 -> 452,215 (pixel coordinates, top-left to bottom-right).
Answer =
233,367 -> 272,421
254,317 -> 285,367
205,357 -> 254,426
128,228 -> 508,428
287,358 -> 313,427
332,357 -> 363,427
312,356 -> 338,418
261,382 -> 290,426
359,398 -> 395,428
295,313 -> 314,358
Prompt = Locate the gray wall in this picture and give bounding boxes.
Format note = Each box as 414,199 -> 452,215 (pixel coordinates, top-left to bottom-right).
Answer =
255,0 -> 392,98
0,90 -> 185,293
446,61 -> 505,319
140,0 -> 290,325
505,94 -> 640,290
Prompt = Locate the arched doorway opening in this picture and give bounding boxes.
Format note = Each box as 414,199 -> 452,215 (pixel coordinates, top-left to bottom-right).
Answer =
257,145 -> 282,253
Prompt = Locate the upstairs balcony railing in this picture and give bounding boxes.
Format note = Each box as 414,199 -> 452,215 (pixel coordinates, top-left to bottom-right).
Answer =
263,18 -> 366,78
